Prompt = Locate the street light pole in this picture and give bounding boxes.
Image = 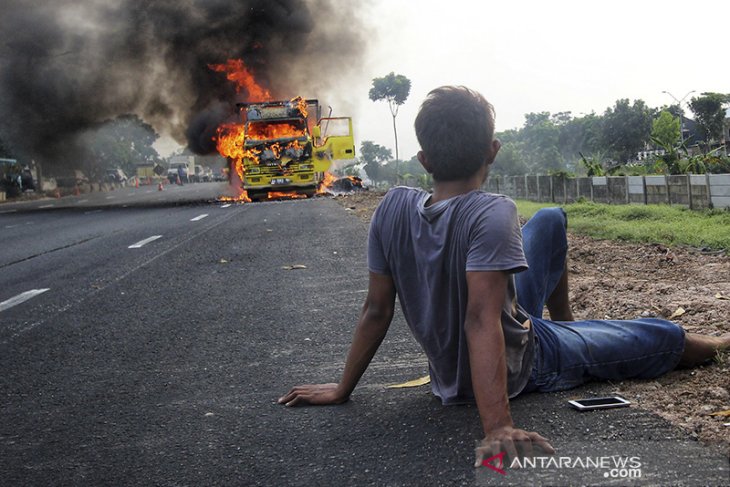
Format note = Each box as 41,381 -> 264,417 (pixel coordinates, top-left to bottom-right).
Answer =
662,90 -> 696,145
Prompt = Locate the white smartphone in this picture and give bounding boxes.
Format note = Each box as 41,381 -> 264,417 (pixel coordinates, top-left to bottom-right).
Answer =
568,396 -> 631,411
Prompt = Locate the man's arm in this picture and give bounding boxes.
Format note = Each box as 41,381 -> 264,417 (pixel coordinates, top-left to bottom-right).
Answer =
278,271 -> 396,406
465,271 -> 554,465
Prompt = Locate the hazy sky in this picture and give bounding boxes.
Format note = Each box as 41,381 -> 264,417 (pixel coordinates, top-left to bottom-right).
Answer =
349,0 -> 729,161
154,0 -> 728,160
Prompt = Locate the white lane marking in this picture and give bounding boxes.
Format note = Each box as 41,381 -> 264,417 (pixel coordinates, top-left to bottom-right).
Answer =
145,190 -> 152,194
4,224 -> 20,229
105,196 -> 115,200
0,289 -> 50,313
190,214 -> 209,221
76,199 -> 89,204
220,204 -> 232,208
2,205 -> 247,343
128,235 -> 162,249
0,209 -> 18,214
38,204 -> 54,209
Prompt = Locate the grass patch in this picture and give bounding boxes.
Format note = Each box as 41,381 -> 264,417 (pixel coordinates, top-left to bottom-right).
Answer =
515,200 -> 730,252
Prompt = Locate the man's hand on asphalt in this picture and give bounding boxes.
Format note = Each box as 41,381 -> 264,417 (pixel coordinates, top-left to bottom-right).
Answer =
474,426 -> 555,468
277,383 -> 349,407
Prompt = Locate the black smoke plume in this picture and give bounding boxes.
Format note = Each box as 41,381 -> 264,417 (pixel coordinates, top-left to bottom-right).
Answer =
0,0 -> 367,169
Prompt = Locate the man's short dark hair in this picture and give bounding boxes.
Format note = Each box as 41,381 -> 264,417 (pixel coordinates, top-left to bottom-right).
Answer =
414,86 -> 495,181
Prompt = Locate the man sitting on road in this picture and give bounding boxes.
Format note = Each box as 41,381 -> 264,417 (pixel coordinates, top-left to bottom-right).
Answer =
278,86 -> 730,465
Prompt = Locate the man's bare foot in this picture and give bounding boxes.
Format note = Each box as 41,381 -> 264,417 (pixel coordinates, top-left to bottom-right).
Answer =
679,333 -> 730,367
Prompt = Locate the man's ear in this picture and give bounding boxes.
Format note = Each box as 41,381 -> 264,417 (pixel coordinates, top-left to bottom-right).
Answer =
486,139 -> 502,166
417,151 -> 433,174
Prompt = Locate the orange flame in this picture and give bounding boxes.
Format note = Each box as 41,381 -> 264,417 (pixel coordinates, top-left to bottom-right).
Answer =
215,123 -> 251,202
268,191 -> 307,200
208,59 -> 271,101
316,172 -> 338,195
316,174 -> 364,195
219,160 -> 251,203
216,123 -> 247,160
247,121 -> 306,141
292,96 -> 308,118
209,60 -> 321,203
209,58 -> 272,203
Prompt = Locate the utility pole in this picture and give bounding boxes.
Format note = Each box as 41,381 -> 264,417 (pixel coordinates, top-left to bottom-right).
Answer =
662,90 -> 696,144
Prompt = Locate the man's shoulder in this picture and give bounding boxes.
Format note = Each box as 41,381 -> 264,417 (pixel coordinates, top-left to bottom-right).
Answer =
377,186 -> 424,211
465,190 -> 515,204
460,191 -> 518,215
384,186 -> 424,200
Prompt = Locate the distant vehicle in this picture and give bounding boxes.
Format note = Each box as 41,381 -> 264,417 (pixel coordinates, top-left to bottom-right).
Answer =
212,167 -> 228,182
169,156 -> 196,183
0,158 -> 34,195
20,166 -> 35,191
105,168 -> 128,185
168,164 -> 188,184
190,165 -> 212,183
198,166 -> 214,182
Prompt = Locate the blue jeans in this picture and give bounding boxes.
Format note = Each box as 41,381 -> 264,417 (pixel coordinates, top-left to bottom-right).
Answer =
517,208 -> 686,393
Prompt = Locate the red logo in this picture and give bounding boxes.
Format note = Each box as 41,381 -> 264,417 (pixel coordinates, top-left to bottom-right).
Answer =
481,451 -> 507,475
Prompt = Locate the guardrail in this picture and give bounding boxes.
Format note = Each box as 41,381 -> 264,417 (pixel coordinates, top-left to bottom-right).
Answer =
486,174 -> 730,209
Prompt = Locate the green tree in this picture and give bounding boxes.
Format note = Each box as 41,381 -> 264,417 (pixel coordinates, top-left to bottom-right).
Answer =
377,156 -> 426,187
521,112 -> 562,172
369,72 -> 411,176
416,173 -> 433,190
492,141 -> 529,176
600,99 -> 655,163
688,92 -> 730,147
557,113 -> 602,170
651,110 -> 682,174
579,152 -> 606,176
400,155 -> 428,178
664,103 -> 683,120
359,140 -> 392,185
81,115 -> 161,181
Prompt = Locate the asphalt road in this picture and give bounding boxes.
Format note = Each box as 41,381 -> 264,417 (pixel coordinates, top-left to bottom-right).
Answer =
1,184 -> 728,486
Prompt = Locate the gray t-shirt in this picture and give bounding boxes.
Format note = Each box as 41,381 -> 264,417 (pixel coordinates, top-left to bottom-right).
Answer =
368,187 -> 534,404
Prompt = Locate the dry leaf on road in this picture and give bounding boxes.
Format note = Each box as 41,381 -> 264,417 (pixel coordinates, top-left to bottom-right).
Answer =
281,264 -> 307,270
387,375 -> 431,389
709,409 -> 730,417
668,307 -> 686,320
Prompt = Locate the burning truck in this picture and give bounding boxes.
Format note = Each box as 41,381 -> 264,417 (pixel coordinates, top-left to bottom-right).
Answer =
217,96 -> 355,202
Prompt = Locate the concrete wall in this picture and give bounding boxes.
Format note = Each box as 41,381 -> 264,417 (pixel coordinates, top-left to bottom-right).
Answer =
488,174 -> 730,209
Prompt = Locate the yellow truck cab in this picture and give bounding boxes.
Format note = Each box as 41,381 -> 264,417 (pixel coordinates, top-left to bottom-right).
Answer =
232,97 -> 354,201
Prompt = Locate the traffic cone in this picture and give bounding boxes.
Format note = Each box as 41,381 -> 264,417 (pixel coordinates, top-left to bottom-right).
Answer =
135,178 -> 139,188
158,182 -> 164,191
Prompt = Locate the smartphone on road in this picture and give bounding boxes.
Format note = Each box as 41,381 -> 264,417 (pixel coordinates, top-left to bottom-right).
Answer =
568,396 -> 631,411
